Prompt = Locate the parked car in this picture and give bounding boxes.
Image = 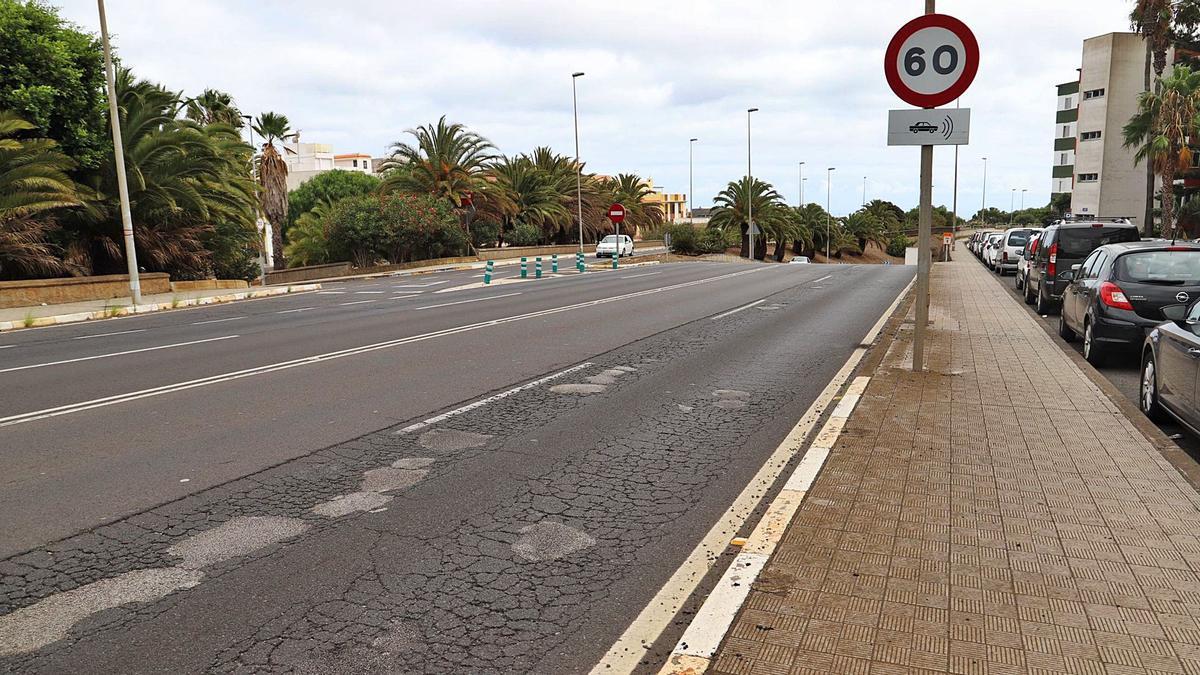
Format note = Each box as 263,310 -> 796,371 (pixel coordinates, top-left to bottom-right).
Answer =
1141,301 -> 1200,431
1015,232 -> 1042,291
1058,241 -> 1200,365
970,231 -> 994,257
789,256 -> 811,264
982,233 -> 1005,269
1024,217 -> 1140,314
993,227 -> 1041,276
595,234 -> 634,258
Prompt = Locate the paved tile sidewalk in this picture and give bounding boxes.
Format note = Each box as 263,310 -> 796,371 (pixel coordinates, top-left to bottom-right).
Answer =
710,255 -> 1200,674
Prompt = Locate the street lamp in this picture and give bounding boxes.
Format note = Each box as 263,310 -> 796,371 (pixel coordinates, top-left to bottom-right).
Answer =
98,0 -> 141,304
798,162 -> 805,207
1010,188 -> 1016,223
1021,188 -> 1028,210
862,176 -> 868,206
242,114 -> 255,149
689,138 -> 698,224
746,108 -> 758,260
826,167 -> 836,259
981,157 -> 988,220
572,72 -> 585,252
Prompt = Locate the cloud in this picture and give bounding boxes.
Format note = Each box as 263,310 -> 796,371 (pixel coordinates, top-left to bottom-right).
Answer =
55,0 -> 1132,214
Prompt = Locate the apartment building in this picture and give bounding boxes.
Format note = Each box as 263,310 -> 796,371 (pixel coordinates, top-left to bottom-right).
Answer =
283,142 -> 379,190
1051,81 -> 1077,198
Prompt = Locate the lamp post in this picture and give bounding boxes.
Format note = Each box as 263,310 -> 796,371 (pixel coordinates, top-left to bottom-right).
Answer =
572,72 -> 585,252
826,167 -> 836,259
862,176 -> 868,206
689,138 -> 698,224
981,157 -> 988,221
1010,188 -> 1016,224
1021,188 -> 1028,210
746,107 -> 758,260
242,113 -> 267,280
98,0 -> 141,304
798,161 -> 805,207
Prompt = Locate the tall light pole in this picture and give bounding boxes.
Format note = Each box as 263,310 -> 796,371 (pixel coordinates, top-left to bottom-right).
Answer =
689,138 -> 698,224
1010,188 -> 1016,223
826,167 -> 836,259
798,162 -> 805,207
1021,188 -> 1028,210
862,176 -> 868,206
981,157 -> 988,221
572,72 -> 585,252
746,108 -> 758,260
98,0 -> 141,304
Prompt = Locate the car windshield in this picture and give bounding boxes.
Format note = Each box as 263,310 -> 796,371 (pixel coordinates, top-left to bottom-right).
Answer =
1115,250 -> 1200,283
1057,227 -> 1138,258
1007,230 -> 1033,247
600,236 -> 618,244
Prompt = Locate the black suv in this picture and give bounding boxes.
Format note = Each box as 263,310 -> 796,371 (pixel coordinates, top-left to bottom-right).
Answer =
1024,217 -> 1139,314
1058,241 -> 1200,365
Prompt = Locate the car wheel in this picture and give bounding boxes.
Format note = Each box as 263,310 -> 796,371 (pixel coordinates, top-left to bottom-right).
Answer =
1141,350 -> 1166,422
1015,273 -> 1023,290
1058,312 -> 1076,342
1024,278 -> 1035,305
1035,284 -> 1051,314
1083,320 -> 1106,367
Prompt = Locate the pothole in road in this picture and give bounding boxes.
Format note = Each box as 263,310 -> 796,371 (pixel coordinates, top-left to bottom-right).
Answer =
168,516 -> 310,570
549,383 -> 607,395
311,492 -> 393,518
360,468 -> 428,493
417,429 -> 492,452
511,521 -> 597,562
0,567 -> 204,656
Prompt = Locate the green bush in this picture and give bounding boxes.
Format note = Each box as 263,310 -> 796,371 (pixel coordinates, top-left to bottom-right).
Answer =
666,224 -> 698,254
287,170 -> 382,239
886,233 -> 912,257
471,220 -> 500,249
507,222 -> 541,247
326,192 -> 466,267
698,227 -> 734,254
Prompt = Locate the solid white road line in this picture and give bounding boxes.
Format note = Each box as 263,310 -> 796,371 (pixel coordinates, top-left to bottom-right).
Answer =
338,300 -> 377,306
392,280 -> 449,288
0,345 -> 13,349
0,335 -> 240,375
0,268 -> 763,428
709,298 -> 766,320
316,291 -> 346,295
191,316 -> 244,325
594,275 -> 915,675
811,274 -> 832,284
413,292 -> 522,311
395,362 -> 594,434
71,329 -> 147,340
276,307 -> 315,314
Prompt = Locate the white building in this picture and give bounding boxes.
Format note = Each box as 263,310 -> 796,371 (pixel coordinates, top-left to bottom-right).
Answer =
283,142 -> 378,190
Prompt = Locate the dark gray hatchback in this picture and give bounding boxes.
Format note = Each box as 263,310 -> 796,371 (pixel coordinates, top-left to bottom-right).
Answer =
1023,218 -> 1140,315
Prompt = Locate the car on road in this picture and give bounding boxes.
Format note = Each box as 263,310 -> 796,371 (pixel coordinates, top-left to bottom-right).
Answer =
596,234 -> 634,258
1141,300 -> 1200,432
992,227 -> 1041,276
1015,232 -> 1042,291
789,256 -> 811,264
1058,241 -> 1200,366
1024,217 -> 1139,315
982,233 -> 1005,269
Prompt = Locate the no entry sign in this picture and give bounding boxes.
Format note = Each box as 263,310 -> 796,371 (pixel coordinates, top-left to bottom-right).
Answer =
608,203 -> 626,224
884,14 -> 979,108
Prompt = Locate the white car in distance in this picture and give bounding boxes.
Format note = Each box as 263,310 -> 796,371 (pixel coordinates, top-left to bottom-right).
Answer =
596,235 -> 634,258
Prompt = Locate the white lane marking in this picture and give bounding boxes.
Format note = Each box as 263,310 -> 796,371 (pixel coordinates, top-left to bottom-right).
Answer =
0,345 -> 13,350
338,300 -> 377,306
387,294 -> 420,300
392,280 -> 449,288
276,307 -> 315,314
812,274 -> 832,284
709,298 -> 767,320
396,363 -> 593,434
191,316 -> 244,326
595,275 -> 915,675
0,335 -> 240,375
354,291 -> 385,294
0,268 -> 763,428
413,292 -> 521,311
619,271 -> 661,279
316,291 -> 346,295
72,329 -> 147,340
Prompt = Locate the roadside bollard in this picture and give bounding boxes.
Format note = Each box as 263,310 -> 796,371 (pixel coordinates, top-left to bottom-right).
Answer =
483,260 -> 494,284
576,251 -> 584,272
552,254 -> 558,274
612,250 -> 618,270
535,257 -> 542,279
520,257 -> 528,279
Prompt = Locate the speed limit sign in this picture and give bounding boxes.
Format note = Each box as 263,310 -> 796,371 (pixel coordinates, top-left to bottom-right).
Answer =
885,14 -> 979,108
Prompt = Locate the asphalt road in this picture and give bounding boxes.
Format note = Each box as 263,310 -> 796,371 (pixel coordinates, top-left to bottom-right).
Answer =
0,259 -> 913,673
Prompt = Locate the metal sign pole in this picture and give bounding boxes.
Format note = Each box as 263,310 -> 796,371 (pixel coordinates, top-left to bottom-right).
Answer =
913,0 -> 935,372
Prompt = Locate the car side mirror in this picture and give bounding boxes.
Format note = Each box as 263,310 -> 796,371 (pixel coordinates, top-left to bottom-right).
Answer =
1070,264 -> 1082,279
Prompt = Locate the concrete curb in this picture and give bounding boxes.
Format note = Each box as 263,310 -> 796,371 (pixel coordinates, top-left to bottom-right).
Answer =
0,284 -> 322,332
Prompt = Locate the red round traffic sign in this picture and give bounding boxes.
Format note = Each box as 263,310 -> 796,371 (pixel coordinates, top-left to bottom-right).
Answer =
608,203 -> 626,224
884,13 -> 979,108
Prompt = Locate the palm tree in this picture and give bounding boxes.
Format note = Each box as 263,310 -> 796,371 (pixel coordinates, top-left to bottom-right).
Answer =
708,177 -> 788,258
380,116 -> 496,206
842,209 -> 887,253
252,112 -> 297,270
596,174 -> 664,239
1124,64 -> 1200,239
792,204 -> 826,258
0,111 -> 82,278
488,155 -> 571,244
283,199 -> 334,267
185,89 -> 244,128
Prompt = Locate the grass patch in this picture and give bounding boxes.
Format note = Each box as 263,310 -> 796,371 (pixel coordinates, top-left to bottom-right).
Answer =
23,312 -> 34,328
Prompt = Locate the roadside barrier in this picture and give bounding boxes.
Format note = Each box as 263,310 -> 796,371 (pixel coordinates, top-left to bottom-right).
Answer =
520,257 -> 528,279
576,251 -> 585,272
535,257 -> 543,279
484,260 -> 494,284
612,251 -> 619,270
552,254 -> 558,273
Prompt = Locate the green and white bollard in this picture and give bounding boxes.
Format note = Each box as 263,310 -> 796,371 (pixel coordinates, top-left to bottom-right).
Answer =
551,254 -> 558,274
576,251 -> 584,272
520,257 -> 527,279
483,260 -> 494,284
535,257 -> 542,279
612,249 -> 618,269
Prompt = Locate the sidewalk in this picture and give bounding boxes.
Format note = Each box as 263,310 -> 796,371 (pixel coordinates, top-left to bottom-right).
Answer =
692,254 -> 1200,674
0,283 -> 321,332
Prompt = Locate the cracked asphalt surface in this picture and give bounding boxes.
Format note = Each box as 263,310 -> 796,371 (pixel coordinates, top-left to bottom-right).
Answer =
0,260 -> 912,673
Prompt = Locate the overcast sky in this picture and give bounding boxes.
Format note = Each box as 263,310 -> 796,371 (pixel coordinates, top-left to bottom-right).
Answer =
56,1 -> 1133,214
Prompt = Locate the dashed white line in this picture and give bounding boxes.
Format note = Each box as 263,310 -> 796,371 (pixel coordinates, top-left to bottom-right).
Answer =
276,307 -> 315,314
191,316 -> 244,325
392,280 -> 449,289
0,345 -> 14,350
316,291 -> 346,295
0,335 -> 240,375
619,271 -> 661,279
72,329 -> 147,340
812,274 -> 832,284
338,300 -> 377,306
413,292 -> 521,311
354,291 -> 385,294
709,299 -> 767,320
387,294 -> 420,300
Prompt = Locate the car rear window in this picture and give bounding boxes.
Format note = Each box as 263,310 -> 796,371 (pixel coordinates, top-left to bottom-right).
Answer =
1007,230 -> 1033,247
1056,227 -> 1138,257
1115,250 -> 1200,283
601,235 -> 617,243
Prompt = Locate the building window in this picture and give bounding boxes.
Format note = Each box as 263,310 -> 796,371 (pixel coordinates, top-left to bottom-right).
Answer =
352,159 -> 358,167
1083,88 -> 1105,100
1061,125 -> 1071,138
1081,131 -> 1101,141
1078,173 -> 1099,182
1063,96 -> 1074,109
1060,153 -> 1068,165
